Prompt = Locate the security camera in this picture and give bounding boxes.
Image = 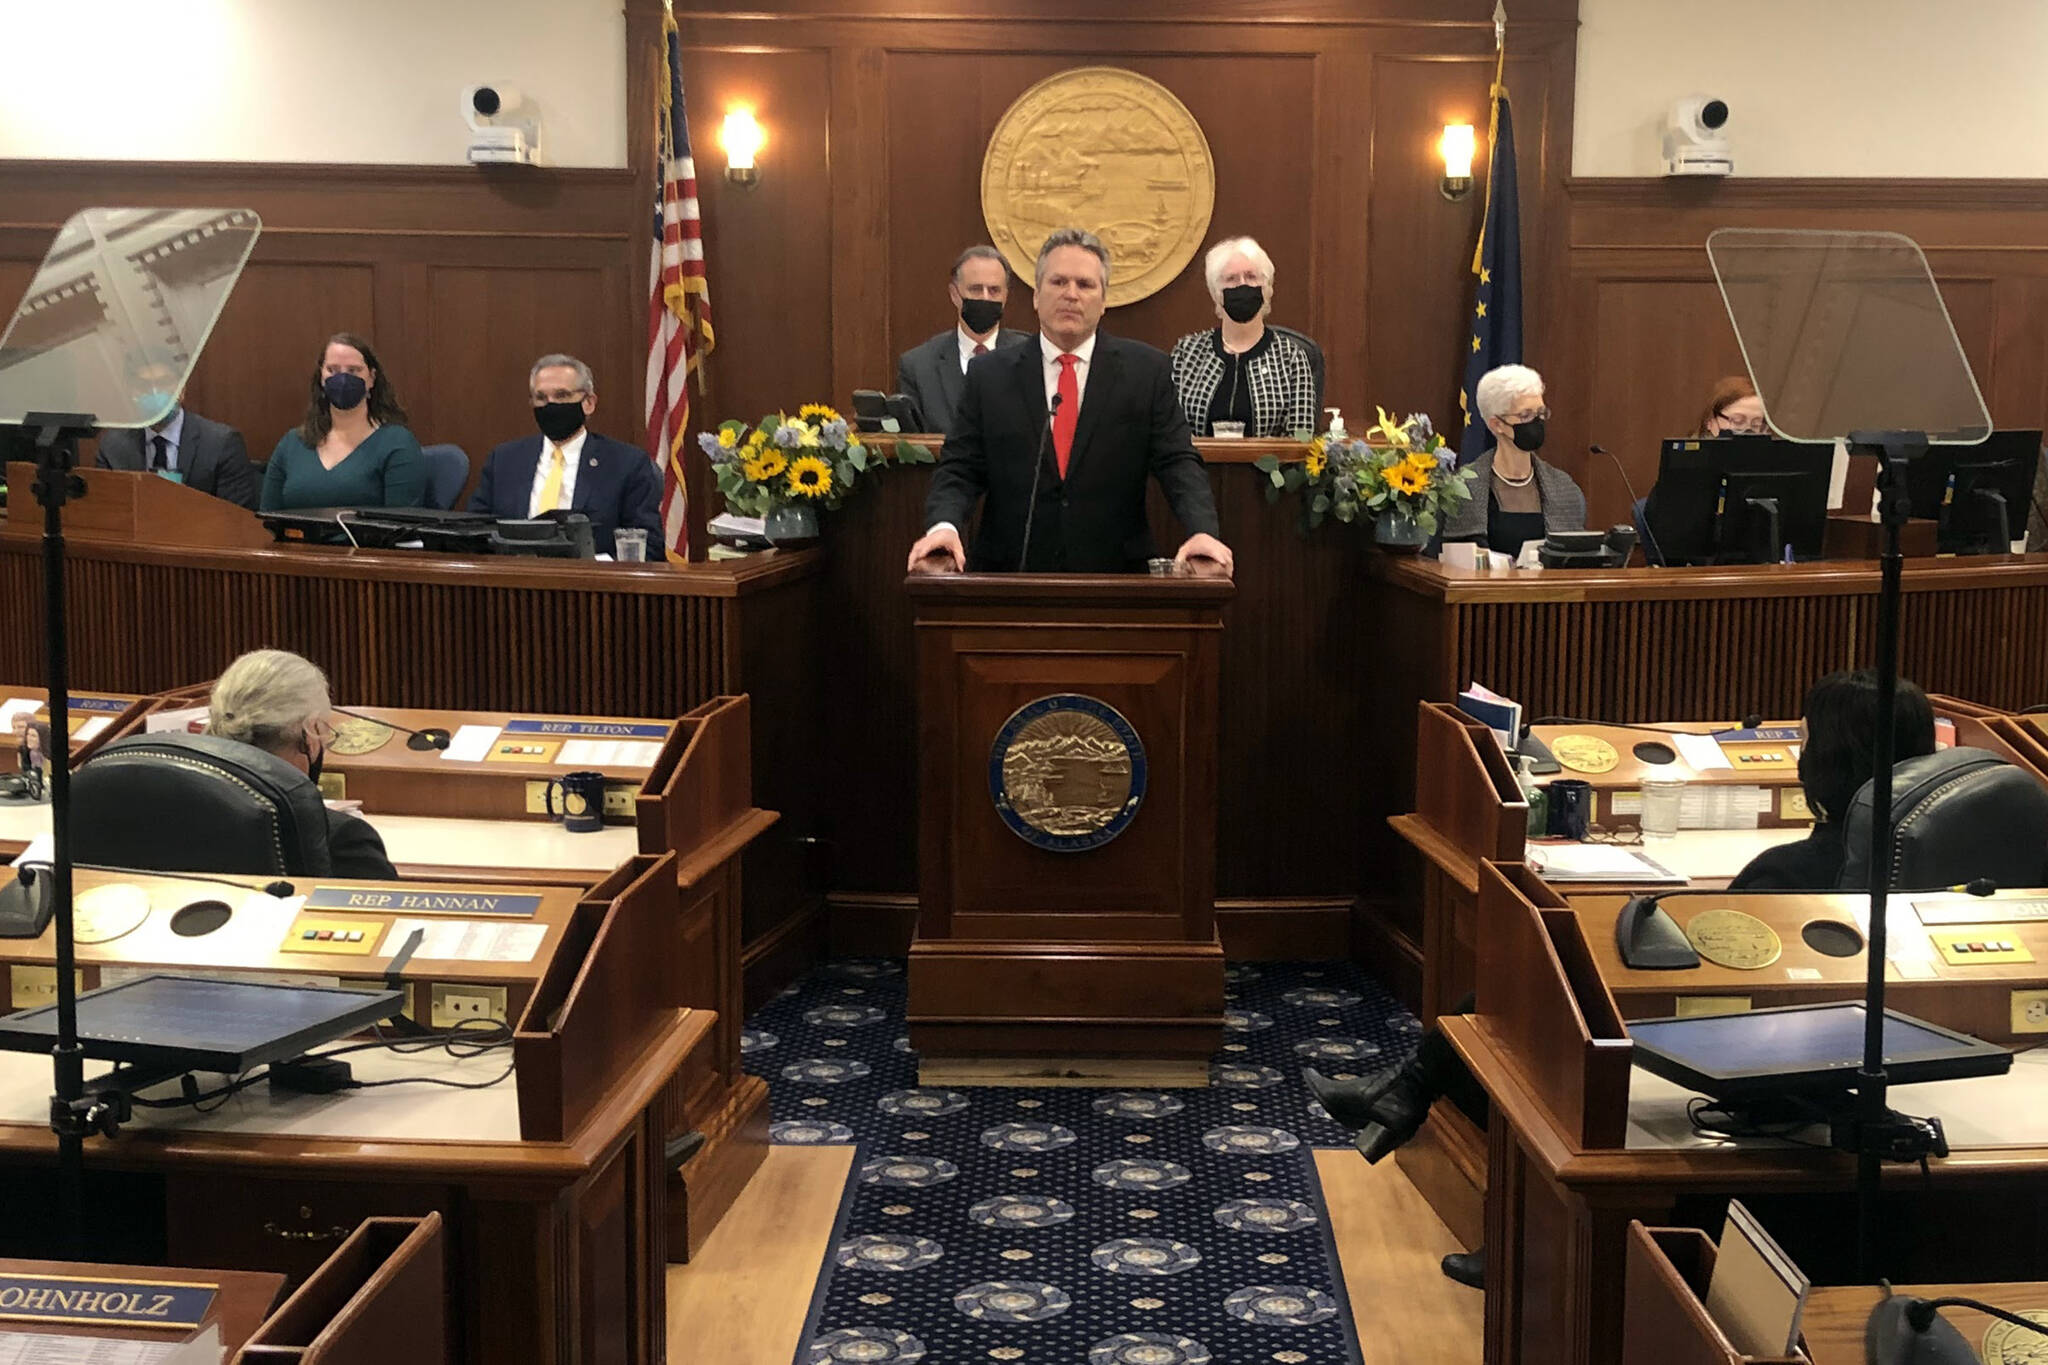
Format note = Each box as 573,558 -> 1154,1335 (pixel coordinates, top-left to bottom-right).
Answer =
1663,95 -> 1732,176
461,85 -> 541,166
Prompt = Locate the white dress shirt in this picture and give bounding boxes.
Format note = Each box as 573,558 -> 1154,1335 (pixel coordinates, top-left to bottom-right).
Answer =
957,324 -> 1001,373
1040,330 -> 1096,411
147,408 -> 186,473
527,428 -> 588,516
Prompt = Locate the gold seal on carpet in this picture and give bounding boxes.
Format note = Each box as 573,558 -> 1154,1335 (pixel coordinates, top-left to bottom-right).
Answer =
1685,908 -> 1783,970
326,717 -> 395,756
981,67 -> 1214,308
1551,734 -> 1620,774
1984,1309 -> 2048,1364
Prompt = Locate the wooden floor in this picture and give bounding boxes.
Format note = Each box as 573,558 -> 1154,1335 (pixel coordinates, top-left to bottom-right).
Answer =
666,1144 -> 855,1365
1318,1147 -> 1485,1365
667,1143 -> 1480,1364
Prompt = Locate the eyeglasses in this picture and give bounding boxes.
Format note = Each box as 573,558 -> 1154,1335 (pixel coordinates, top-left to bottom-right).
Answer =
1582,823 -> 1644,847
532,389 -> 588,404
308,717 -> 336,743
1504,406 -> 1550,423
1719,418 -> 1769,435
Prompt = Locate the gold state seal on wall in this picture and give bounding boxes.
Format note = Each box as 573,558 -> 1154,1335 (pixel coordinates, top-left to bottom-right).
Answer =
981,66 -> 1215,308
989,694 -> 1146,851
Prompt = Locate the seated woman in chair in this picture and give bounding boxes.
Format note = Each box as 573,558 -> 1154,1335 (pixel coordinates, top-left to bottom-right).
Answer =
1306,667 -> 1937,1291
208,649 -> 396,879
1168,236 -> 1322,438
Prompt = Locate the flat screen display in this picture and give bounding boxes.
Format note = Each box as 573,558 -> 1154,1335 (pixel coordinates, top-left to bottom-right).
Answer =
1629,1002 -> 2011,1098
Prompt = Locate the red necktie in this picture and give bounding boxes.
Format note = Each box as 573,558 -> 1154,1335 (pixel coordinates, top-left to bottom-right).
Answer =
1053,353 -> 1080,477
972,342 -> 988,356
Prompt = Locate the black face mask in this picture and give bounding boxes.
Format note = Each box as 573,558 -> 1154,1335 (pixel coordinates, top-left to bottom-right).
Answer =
534,401 -> 586,442
1508,416 -> 1547,453
305,741 -> 324,786
1221,284 -> 1265,324
958,297 -> 1004,335
322,372 -> 368,411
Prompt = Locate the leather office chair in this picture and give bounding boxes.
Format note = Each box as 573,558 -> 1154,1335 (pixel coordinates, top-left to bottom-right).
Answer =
421,443 -> 471,510
1268,324 -> 1326,418
71,732 -> 334,876
1838,746 -> 2048,890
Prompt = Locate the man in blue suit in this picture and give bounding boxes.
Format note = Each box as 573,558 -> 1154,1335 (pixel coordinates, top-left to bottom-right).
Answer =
469,353 -> 665,558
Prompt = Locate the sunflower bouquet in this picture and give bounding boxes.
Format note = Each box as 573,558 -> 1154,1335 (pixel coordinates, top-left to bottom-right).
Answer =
1254,407 -> 1475,535
698,404 -> 933,519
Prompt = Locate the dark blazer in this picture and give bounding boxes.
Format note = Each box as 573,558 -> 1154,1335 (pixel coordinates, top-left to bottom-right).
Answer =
923,332 -> 1222,573
467,430 -> 664,557
896,326 -> 1034,435
327,809 -> 398,880
96,411 -> 259,509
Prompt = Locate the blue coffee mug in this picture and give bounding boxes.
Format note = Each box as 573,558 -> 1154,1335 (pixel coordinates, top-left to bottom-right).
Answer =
543,770 -> 607,833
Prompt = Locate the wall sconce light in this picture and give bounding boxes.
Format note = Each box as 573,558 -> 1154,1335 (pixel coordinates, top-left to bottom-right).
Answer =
720,106 -> 763,187
1440,123 -> 1476,201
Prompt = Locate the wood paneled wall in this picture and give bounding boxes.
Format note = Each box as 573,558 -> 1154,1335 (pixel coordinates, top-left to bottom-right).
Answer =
678,0 -> 1581,445
1552,178 -> 2048,530
0,162 -> 644,512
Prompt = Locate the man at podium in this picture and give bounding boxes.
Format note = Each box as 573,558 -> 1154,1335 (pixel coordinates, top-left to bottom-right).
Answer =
908,227 -> 1232,575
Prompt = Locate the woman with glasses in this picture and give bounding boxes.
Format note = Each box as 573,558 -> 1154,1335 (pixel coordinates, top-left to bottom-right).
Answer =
1440,363 -> 1587,553
1697,374 -> 1770,436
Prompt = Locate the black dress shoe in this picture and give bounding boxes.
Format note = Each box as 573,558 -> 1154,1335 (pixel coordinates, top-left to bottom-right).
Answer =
1351,1073 -> 1428,1163
1441,1246 -> 1485,1289
1302,1067 -> 1395,1130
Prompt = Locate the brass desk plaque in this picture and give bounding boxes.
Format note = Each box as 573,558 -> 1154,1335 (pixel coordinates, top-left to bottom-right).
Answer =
1984,1309 -> 2048,1365
328,717 -> 395,756
1685,908 -> 1783,970
981,66 -> 1214,308
1552,734 -> 1620,774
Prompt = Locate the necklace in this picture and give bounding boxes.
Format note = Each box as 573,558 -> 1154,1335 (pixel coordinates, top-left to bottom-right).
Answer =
1493,464 -> 1534,487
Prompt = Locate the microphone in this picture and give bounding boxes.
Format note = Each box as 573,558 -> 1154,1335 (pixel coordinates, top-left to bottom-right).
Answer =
1594,444 -> 1666,567
331,705 -> 450,752
1016,392 -> 1063,574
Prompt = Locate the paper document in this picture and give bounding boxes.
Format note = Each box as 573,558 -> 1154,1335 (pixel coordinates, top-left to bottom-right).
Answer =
1704,1200 -> 1808,1357
555,739 -> 663,769
72,716 -> 112,742
0,1322 -> 221,1363
389,916 -> 545,964
1610,785 -> 1768,829
1670,732 -> 1730,772
144,705 -> 209,734
0,699 -> 41,729
440,724 -> 503,763
1852,898 -> 1934,962
1827,438 -> 1850,511
1526,843 -> 1685,883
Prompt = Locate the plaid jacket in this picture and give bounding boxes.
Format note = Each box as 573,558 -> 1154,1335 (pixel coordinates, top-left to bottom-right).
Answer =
1169,328 -> 1321,438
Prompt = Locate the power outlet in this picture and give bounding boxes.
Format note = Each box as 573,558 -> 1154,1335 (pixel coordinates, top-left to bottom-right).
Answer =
2013,989 -> 2048,1035
429,983 -> 508,1030
1778,787 -> 1813,823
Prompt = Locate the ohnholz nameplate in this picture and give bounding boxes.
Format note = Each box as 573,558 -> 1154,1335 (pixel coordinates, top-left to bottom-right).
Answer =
0,1273 -> 217,1330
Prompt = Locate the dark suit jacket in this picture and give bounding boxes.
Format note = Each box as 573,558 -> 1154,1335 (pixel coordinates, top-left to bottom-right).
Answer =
327,810 -> 398,879
896,326 -> 1034,436
95,411 -> 258,509
923,332 -> 1222,573
467,430 -> 664,557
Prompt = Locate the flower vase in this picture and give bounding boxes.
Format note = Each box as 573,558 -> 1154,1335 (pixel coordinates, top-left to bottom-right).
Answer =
1374,509 -> 1428,553
765,503 -> 820,548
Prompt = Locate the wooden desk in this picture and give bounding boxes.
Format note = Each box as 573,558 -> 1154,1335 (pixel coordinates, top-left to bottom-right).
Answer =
1444,862 -> 2048,1365
0,855 -> 729,1365
0,1257 -> 283,1355
0,532 -> 823,1004
1802,1281 -> 2048,1365
0,683 -> 147,761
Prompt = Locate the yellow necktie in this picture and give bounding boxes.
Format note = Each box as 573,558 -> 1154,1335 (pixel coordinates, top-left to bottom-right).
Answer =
536,444 -> 564,513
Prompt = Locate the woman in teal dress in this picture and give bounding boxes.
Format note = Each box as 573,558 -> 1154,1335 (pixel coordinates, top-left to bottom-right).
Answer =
261,333 -> 427,512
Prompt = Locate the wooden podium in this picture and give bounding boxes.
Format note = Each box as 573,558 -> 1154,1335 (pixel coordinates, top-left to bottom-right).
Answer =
3,463 -> 272,549
904,572 -> 1231,1082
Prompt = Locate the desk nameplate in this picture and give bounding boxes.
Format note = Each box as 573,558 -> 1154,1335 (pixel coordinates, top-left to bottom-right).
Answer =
303,888 -> 543,918
0,1272 -> 217,1330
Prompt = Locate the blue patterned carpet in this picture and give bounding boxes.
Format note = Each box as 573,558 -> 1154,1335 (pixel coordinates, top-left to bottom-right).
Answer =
742,959 -> 1419,1365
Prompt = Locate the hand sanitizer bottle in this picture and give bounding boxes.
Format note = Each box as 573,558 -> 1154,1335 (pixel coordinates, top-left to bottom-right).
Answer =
1324,407 -> 1346,439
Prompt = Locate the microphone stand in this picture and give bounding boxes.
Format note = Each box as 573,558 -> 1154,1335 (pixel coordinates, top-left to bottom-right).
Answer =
1016,393 -> 1063,574
23,412 -> 94,1260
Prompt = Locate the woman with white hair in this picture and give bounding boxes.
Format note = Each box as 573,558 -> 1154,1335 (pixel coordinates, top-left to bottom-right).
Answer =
1168,236 -> 1322,438
209,648 -> 396,878
1441,363 -> 1587,552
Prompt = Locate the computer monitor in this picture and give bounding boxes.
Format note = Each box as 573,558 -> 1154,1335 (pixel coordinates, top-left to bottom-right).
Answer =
1628,1001 -> 2011,1101
1899,428 -> 2042,555
1642,437 -> 1835,565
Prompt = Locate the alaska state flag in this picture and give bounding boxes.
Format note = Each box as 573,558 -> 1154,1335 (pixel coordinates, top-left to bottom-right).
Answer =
1457,64 -> 1522,464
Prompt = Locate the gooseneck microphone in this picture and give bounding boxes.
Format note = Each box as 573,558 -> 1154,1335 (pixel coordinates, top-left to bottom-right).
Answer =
331,706 -> 451,752
1593,444 -> 1667,567
1016,392 -> 1064,574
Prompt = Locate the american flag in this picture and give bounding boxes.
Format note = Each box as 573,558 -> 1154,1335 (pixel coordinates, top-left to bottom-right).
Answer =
644,4 -> 712,561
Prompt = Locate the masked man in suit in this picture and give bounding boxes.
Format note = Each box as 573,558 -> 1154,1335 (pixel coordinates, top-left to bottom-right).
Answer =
895,245 -> 1035,436
469,353 -> 664,558
94,363 -> 259,509
908,228 -> 1233,576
